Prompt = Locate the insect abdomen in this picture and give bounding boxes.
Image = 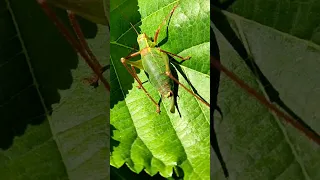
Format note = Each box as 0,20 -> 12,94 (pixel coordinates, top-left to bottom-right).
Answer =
141,48 -> 172,96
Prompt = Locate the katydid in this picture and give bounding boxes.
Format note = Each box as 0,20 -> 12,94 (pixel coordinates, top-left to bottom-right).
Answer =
36,0 -> 110,91
121,4 -> 210,113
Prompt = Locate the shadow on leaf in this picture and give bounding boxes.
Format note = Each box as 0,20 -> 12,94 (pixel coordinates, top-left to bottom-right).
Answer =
0,1 -> 99,150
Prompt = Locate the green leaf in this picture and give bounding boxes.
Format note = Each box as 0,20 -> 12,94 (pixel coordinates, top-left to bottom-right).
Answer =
212,5 -> 320,180
227,0 -> 320,45
111,165 -> 167,179
1,0 -> 109,179
110,0 -> 210,179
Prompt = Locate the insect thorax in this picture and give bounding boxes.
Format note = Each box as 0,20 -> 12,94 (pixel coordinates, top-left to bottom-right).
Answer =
137,33 -> 156,50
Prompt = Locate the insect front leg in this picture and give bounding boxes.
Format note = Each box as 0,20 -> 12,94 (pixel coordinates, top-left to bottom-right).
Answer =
121,53 -> 161,113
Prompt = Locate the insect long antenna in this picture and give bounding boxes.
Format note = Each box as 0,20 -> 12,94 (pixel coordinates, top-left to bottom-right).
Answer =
130,22 -> 139,35
117,7 -> 141,35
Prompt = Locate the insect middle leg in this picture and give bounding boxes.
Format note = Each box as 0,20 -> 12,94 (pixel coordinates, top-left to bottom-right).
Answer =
121,53 -> 161,113
163,55 -> 210,108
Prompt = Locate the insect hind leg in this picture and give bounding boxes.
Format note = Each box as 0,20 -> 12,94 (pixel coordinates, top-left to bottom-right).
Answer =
165,71 -> 210,108
154,3 -> 179,44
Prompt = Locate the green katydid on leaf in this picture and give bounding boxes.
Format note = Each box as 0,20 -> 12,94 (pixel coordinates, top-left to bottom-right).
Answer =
110,0 -> 210,179
120,4 -> 209,114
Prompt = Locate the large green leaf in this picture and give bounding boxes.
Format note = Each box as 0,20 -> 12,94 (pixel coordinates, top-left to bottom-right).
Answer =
228,0 -> 320,45
212,2 -> 320,180
110,0 -> 210,179
0,0 -> 109,179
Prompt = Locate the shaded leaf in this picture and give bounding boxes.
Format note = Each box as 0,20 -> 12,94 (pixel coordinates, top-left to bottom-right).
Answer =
1,0 -> 109,179
212,9 -> 320,180
228,0 -> 320,45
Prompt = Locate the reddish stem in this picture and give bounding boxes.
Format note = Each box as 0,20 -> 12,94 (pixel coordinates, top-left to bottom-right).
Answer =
37,0 -> 110,91
67,11 -> 103,69
211,57 -> 320,146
